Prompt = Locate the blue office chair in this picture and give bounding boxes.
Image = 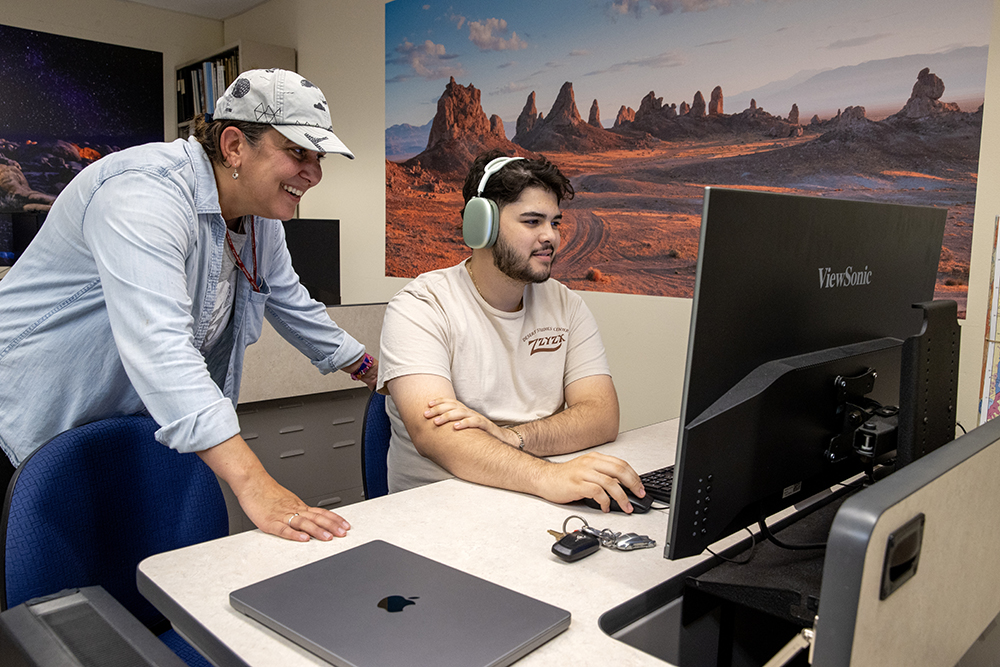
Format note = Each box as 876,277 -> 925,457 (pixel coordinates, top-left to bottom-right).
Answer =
0,415 -> 229,666
361,391 -> 391,499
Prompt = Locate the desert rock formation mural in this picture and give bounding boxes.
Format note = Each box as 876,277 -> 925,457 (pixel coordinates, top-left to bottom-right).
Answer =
386,0 -> 988,316
387,67 -> 980,315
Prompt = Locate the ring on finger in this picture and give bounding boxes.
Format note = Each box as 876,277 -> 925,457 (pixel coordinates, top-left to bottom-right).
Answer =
287,512 -> 300,527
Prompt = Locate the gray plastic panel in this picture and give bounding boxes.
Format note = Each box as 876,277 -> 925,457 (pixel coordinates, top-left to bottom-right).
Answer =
814,417 -> 1000,666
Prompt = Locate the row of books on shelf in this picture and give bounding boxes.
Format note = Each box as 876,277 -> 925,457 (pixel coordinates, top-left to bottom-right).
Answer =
176,53 -> 240,124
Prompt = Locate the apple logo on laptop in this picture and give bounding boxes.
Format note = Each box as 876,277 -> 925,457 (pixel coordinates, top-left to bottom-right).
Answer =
378,595 -> 419,612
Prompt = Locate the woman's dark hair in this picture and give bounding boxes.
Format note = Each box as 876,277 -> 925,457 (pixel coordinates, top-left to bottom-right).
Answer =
192,114 -> 270,165
461,149 -> 574,218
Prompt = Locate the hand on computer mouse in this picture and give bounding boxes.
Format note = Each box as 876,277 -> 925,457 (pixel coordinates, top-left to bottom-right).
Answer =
583,486 -> 654,514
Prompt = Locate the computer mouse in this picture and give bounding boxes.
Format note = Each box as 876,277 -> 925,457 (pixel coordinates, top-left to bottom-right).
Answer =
582,487 -> 654,514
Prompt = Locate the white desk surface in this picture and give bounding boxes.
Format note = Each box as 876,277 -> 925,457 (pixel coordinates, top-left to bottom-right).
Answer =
139,418 -> 714,666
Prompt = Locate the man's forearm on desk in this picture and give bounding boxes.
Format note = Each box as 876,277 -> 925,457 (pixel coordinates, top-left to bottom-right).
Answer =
388,373 -> 568,496
412,423 -> 640,506
409,410 -> 554,495
390,373 -> 638,508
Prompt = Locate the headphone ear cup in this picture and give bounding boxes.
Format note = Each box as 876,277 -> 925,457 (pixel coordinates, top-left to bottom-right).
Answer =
462,197 -> 500,249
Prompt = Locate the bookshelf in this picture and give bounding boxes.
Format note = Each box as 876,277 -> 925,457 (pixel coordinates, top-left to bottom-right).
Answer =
175,40 -> 296,139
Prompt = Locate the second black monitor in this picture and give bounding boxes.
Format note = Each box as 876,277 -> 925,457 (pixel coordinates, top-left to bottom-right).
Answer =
666,187 -> 947,560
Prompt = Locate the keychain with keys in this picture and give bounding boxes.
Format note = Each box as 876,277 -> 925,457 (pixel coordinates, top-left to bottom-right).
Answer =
550,529 -> 600,562
548,516 -> 600,562
615,532 -> 658,551
580,524 -> 657,551
549,515 -> 655,562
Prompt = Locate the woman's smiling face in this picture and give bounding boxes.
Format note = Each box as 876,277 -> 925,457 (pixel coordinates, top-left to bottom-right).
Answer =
235,128 -> 325,221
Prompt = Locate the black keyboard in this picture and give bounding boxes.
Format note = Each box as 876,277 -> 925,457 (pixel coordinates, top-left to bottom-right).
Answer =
639,465 -> 674,505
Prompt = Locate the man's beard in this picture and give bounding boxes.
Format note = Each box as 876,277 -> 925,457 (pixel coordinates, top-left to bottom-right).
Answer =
492,233 -> 556,284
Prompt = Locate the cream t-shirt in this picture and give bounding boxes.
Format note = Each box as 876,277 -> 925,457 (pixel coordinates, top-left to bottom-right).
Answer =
378,260 -> 611,492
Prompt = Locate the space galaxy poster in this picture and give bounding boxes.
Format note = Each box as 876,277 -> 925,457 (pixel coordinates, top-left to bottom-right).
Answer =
0,24 -> 163,215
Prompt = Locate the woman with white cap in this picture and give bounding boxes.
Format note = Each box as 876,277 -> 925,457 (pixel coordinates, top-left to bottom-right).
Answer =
0,69 -> 372,542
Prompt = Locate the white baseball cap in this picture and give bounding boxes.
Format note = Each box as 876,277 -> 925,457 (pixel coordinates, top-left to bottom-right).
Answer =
214,68 -> 355,159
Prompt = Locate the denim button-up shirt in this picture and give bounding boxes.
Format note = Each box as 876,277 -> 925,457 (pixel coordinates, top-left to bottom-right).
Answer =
0,137 -> 364,465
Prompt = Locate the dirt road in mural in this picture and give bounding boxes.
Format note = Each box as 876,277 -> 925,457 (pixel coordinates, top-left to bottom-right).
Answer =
388,138 -> 974,314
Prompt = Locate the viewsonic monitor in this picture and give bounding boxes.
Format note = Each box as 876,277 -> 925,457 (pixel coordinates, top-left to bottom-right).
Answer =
665,187 -> 948,560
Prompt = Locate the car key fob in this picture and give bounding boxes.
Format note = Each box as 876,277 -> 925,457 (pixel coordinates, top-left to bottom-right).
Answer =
552,531 -> 600,562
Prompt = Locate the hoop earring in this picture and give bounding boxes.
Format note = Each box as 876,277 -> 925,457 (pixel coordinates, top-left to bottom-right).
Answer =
232,170 -> 239,180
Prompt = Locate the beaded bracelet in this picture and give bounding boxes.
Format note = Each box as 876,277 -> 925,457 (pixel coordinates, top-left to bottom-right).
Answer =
350,353 -> 375,381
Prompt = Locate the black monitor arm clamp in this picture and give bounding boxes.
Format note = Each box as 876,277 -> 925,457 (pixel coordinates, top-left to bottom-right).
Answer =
825,299 -> 960,470
826,367 -> 899,466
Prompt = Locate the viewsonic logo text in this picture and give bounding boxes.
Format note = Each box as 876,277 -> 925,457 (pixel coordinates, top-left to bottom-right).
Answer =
818,266 -> 872,289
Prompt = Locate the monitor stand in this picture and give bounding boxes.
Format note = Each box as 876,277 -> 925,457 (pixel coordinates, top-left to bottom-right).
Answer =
677,488 -> 852,666
686,490 -> 849,619
673,301 -> 960,665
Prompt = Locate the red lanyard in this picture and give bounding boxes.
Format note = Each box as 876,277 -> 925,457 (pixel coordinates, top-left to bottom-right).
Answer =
225,217 -> 259,292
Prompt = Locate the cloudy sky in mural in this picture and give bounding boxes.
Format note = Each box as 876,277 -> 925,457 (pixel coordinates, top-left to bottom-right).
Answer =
386,0 -> 991,129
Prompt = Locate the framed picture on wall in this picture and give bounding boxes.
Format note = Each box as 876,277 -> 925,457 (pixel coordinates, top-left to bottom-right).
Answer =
0,23 -> 163,263
385,0 -> 989,318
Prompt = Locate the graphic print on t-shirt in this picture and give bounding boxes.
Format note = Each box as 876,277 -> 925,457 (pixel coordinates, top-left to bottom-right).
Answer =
523,326 -> 569,355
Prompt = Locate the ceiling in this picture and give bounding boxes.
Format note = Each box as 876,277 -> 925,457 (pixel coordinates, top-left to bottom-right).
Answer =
126,0 -> 268,21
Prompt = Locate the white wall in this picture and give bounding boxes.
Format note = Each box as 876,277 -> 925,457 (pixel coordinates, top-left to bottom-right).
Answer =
226,0 -> 400,306
5,0 -> 999,433
966,4 -> 1000,428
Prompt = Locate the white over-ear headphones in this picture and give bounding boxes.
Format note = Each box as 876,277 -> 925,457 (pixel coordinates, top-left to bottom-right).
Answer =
462,156 -> 525,249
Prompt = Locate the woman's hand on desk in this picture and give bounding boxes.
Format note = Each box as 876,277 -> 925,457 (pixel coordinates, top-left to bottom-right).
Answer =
536,452 -> 645,514
237,474 -> 352,542
197,434 -> 351,542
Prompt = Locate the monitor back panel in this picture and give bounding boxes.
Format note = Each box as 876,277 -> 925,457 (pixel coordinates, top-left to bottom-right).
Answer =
681,187 -> 946,427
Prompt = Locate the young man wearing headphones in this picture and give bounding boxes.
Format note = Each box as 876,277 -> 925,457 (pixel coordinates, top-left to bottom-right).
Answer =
377,150 -> 646,512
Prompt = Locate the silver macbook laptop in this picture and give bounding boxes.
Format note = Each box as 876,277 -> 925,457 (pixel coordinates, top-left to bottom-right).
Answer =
229,539 -> 571,666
